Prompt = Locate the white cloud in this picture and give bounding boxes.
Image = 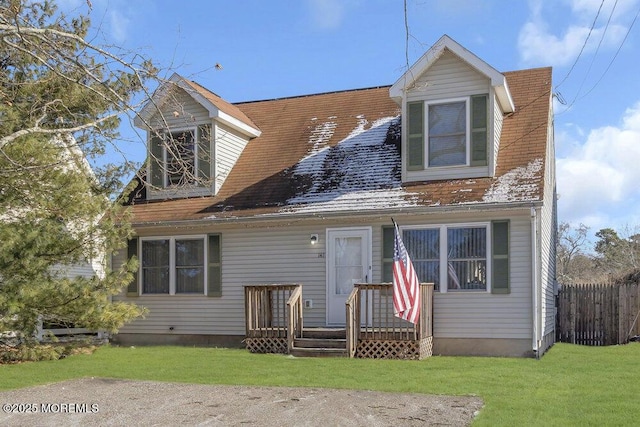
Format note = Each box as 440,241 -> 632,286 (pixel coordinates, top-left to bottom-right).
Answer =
107,9 -> 130,44
307,0 -> 347,30
517,0 -> 634,67
557,101 -> 640,227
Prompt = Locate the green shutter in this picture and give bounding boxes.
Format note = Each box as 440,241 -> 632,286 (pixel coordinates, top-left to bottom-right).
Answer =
471,95 -> 488,166
197,125 -> 212,183
207,234 -> 222,297
126,238 -> 139,296
149,134 -> 164,187
407,102 -> 424,170
382,226 -> 395,282
492,220 -> 510,294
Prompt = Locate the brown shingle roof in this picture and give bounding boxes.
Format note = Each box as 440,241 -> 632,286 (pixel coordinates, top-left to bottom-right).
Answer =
129,67 -> 552,224
183,79 -> 260,132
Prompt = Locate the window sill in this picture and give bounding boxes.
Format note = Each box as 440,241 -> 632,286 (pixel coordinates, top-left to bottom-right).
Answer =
405,165 -> 490,183
137,293 -> 208,297
147,185 -> 215,201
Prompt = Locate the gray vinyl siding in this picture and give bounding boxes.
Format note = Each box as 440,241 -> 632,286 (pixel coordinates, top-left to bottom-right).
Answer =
116,210 -> 533,340
374,212 -> 532,339
54,258 -> 103,280
148,87 -> 210,130
539,102 -> 557,350
430,215 -> 532,339
214,122 -> 250,193
145,87 -> 252,199
114,225 -> 329,335
145,87 -> 213,200
404,50 -> 492,182
407,50 -> 490,101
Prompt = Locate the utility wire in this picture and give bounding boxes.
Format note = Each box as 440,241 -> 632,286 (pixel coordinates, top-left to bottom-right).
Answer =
555,0 -> 605,91
562,0 -> 618,110
576,1 -> 640,102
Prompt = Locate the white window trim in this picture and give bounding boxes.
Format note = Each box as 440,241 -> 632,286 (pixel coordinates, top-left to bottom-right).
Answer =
400,222 -> 491,293
425,96 -> 471,169
139,235 -> 208,295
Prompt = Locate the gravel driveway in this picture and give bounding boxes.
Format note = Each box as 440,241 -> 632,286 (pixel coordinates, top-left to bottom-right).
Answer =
0,378 -> 483,426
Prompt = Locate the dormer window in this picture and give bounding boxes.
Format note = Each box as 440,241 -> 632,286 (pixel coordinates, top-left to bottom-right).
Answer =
407,94 -> 488,171
149,124 -> 211,188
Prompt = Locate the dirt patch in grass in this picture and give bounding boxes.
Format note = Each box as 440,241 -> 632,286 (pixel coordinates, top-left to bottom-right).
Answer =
0,377 -> 483,426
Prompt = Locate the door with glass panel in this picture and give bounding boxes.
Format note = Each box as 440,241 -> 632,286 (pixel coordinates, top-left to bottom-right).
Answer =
326,228 -> 371,326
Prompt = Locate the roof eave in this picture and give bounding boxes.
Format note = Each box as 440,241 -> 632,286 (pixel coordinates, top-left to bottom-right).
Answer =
389,35 -> 515,113
130,200 -> 544,230
133,73 -> 262,137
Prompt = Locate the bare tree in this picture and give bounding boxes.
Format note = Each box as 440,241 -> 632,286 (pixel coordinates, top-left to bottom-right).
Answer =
557,222 -> 600,284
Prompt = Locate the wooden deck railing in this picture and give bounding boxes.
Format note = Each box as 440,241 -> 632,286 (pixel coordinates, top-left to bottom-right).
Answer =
244,284 -> 301,339
346,283 -> 434,357
287,285 -> 303,352
345,287 -> 359,357
245,282 -> 434,359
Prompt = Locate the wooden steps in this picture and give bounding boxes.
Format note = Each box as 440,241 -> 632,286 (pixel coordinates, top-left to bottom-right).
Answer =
289,328 -> 347,357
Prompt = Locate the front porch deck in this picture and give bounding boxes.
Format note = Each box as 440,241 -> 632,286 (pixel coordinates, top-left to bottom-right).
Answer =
244,283 -> 434,359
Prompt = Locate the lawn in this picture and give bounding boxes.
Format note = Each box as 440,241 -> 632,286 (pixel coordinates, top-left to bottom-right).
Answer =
1,342 -> 638,426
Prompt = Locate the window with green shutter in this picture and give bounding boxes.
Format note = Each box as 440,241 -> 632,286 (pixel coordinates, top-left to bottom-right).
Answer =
207,234 -> 222,297
491,220 -> 510,294
136,235 -> 217,296
149,135 -> 164,188
405,95 -> 489,170
407,102 -> 424,170
383,222 -> 508,294
471,95 -> 488,166
197,124 -> 212,182
382,226 -> 395,282
148,125 -> 212,188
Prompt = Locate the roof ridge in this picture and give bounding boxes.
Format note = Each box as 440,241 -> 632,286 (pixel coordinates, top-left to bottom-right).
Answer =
235,85 -> 392,105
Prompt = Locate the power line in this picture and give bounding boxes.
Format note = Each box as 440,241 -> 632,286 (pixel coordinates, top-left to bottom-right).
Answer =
557,0 -> 640,113
562,0 -> 618,109
576,1 -> 640,102
555,0 -> 605,90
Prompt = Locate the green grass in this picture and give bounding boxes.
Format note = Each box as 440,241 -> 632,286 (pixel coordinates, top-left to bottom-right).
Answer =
1,343 -> 639,426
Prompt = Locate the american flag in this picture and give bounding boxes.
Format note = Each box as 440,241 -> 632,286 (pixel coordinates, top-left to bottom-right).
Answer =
392,220 -> 420,324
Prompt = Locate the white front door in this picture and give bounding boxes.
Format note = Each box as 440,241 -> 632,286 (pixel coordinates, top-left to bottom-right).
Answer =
326,228 -> 372,326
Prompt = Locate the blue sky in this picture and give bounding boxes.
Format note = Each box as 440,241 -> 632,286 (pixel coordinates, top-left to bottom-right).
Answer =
60,0 -> 640,238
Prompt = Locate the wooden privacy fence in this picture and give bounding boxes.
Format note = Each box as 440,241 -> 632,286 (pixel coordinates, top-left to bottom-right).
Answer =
556,282 -> 640,346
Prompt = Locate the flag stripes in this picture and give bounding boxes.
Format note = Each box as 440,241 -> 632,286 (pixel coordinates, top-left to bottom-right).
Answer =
392,220 -> 420,324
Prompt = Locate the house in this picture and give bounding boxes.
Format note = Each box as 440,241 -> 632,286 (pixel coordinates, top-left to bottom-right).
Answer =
112,35 -> 556,357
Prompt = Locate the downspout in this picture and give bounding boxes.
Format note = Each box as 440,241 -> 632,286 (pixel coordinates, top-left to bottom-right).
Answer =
531,207 -> 540,357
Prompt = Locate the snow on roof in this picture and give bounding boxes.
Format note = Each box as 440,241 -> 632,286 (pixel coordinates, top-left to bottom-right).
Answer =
282,115 -> 419,213
482,158 -> 543,203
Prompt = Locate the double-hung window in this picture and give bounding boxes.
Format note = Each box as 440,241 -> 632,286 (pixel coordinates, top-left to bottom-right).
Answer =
407,95 -> 488,170
126,235 -> 222,296
149,125 -> 212,188
383,221 -> 509,293
142,237 -> 204,294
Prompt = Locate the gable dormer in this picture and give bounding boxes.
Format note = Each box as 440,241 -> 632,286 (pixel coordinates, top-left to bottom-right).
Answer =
390,35 -> 514,183
134,73 -> 261,200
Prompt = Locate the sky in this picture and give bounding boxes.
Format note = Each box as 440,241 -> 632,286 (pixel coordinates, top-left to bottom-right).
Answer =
58,0 -> 640,241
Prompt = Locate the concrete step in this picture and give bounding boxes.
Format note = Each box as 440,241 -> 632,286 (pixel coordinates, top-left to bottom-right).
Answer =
289,347 -> 348,358
294,337 -> 347,349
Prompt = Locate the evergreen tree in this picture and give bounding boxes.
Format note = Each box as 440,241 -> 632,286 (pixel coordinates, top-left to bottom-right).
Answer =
594,227 -> 640,277
0,0 -> 154,345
